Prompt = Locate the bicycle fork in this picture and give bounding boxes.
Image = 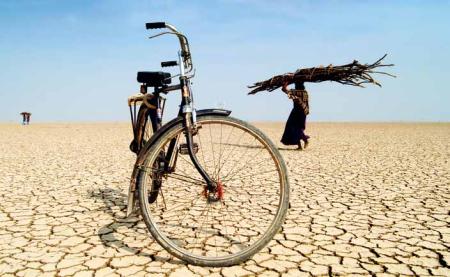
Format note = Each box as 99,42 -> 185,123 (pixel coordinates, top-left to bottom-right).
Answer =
176,50 -> 214,189
180,94 -> 216,191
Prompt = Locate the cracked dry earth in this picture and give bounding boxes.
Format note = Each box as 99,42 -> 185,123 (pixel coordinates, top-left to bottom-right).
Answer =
0,122 -> 449,277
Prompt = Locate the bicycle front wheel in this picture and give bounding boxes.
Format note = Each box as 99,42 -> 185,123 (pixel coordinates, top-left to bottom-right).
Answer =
137,115 -> 289,266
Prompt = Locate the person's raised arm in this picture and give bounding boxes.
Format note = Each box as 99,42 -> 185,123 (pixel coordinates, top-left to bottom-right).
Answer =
282,82 -> 290,94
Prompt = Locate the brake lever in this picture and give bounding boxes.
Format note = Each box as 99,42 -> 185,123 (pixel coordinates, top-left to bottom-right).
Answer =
169,73 -> 181,80
148,31 -> 173,39
185,69 -> 196,79
148,31 -> 187,40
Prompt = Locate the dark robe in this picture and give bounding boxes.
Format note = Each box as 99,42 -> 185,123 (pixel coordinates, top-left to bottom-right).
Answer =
281,89 -> 309,145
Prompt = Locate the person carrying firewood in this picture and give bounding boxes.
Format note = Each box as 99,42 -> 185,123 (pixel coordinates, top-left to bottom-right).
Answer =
280,79 -> 310,150
248,55 -> 394,150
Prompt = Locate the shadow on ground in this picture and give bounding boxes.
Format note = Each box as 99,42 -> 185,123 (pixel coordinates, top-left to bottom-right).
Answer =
278,147 -> 302,151
89,187 -> 184,265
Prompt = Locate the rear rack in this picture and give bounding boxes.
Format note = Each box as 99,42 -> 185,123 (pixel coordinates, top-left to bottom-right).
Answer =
128,92 -> 166,131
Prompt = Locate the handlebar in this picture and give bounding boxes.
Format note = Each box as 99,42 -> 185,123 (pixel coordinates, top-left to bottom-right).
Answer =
161,60 -> 178,67
146,22 -> 166,29
145,22 -> 193,74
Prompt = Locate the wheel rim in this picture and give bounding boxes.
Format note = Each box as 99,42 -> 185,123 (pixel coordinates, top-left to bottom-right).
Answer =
140,118 -> 287,263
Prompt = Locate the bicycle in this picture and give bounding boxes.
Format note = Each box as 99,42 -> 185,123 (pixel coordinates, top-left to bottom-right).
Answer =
126,22 -> 289,267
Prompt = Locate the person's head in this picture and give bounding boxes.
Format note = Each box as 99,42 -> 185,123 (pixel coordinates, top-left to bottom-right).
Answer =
295,81 -> 305,90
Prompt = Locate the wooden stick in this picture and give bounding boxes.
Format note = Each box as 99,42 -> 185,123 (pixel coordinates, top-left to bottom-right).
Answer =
248,55 -> 395,94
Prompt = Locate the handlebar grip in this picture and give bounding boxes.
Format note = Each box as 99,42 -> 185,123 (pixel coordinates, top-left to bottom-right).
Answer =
161,61 -> 178,67
146,22 -> 166,29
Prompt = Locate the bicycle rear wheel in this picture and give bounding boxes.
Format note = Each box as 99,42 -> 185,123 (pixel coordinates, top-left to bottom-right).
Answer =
137,115 -> 289,266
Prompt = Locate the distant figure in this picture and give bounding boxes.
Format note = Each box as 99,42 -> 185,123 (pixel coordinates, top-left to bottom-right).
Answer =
20,112 -> 31,125
281,81 -> 310,150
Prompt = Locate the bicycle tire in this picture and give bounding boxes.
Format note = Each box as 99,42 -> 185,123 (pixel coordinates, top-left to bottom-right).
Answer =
135,104 -> 161,203
137,115 -> 289,267
137,105 -> 153,150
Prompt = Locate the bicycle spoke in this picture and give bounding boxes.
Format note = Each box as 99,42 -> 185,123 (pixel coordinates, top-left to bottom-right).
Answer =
178,192 -> 205,228
213,123 -> 223,180
222,168 -> 278,183
165,173 -> 203,186
214,126 -> 235,179
192,201 -> 211,251
222,200 -> 247,249
212,128 -> 245,179
208,124 -> 217,179
196,129 -> 210,176
216,135 -> 265,178
220,151 -> 272,182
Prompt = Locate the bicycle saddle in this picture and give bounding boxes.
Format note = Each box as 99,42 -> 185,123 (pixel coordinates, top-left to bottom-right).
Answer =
137,71 -> 171,87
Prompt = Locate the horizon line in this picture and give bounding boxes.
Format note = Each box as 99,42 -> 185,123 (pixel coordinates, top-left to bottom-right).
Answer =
1,120 -> 450,124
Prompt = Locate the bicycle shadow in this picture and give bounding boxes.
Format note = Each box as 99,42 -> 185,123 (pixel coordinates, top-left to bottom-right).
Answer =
89,187 -> 185,265
220,142 -> 265,149
277,147 -> 303,151
219,142 -> 303,152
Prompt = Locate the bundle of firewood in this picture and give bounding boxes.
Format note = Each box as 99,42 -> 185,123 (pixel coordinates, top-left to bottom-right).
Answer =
248,54 -> 394,94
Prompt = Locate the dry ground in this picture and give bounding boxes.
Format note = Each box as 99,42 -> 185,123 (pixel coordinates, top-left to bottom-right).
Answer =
0,122 -> 449,276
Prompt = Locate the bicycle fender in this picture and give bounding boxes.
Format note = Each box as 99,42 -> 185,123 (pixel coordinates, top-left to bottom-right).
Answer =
196,108 -> 231,117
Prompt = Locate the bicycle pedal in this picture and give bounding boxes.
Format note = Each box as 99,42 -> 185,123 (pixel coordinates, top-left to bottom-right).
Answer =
179,143 -> 199,155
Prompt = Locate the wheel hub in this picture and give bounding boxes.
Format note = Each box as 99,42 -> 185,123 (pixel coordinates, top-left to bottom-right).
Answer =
203,180 -> 224,203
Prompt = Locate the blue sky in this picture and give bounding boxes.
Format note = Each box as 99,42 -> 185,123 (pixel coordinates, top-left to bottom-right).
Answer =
0,0 -> 449,122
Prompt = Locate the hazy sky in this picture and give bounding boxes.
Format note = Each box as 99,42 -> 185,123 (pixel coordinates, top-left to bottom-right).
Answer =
1,0 -> 449,122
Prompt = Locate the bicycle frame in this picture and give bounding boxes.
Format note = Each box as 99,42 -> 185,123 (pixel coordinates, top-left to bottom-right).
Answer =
127,22 -> 221,216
